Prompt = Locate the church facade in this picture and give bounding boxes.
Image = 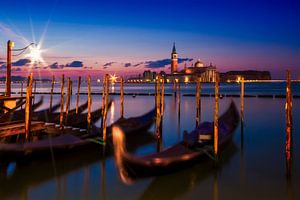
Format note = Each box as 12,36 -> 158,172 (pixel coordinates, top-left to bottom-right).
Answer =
166,43 -> 217,83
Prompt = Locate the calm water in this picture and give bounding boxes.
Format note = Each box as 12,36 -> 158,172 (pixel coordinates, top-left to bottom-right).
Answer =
0,83 -> 299,200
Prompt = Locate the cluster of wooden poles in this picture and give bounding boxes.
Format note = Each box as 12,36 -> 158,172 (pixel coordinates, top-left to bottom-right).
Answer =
155,70 -> 293,163
23,70 -> 294,163
24,73 -> 126,144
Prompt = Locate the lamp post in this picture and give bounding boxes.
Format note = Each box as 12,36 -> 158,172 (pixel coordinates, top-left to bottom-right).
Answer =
6,40 -> 35,97
6,40 -> 13,96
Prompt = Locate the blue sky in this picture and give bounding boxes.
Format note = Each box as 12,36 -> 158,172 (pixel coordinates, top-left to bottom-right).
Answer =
0,0 -> 300,78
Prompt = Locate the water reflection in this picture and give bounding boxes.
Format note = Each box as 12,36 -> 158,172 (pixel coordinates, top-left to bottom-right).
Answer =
101,161 -> 107,200
213,173 -> 219,200
110,101 -> 115,124
0,150 -> 103,199
138,144 -> 237,200
285,111 -> 293,200
177,93 -> 181,142
112,126 -> 135,185
82,167 -> 90,200
111,84 -> 115,93
1,82 -> 300,199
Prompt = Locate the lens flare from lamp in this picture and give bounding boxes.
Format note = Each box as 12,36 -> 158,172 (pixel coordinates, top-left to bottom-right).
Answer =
25,44 -> 45,64
110,74 -> 118,84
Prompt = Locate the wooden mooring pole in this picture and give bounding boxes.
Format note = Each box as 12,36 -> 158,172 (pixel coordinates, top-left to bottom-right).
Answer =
65,78 -> 71,118
155,76 -> 164,152
21,81 -> 24,109
21,81 -> 24,96
25,73 -> 33,141
76,76 -> 81,114
214,74 -> 219,158
285,70 -> 293,178
196,77 -> 201,127
161,78 -> 165,116
102,74 -> 110,142
177,79 -> 181,118
70,80 -> 73,95
87,75 -> 92,132
102,76 -> 106,117
6,40 -> 13,97
101,76 -> 106,130
120,77 -> 124,118
59,74 -> 65,130
240,77 -> 245,123
33,80 -> 37,104
173,79 -> 177,98
155,76 -> 162,139
50,75 -> 55,112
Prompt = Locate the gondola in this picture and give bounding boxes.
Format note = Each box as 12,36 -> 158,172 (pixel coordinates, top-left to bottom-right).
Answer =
33,100 -> 89,121
32,100 -> 93,123
0,108 -> 156,161
1,100 -> 93,129
105,108 -> 156,136
39,101 -> 112,128
137,144 -> 238,198
0,99 -> 88,124
112,101 -> 239,179
0,97 -> 44,123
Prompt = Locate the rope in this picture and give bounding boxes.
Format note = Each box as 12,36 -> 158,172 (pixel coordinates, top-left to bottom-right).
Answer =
12,43 -> 35,56
12,43 -> 35,51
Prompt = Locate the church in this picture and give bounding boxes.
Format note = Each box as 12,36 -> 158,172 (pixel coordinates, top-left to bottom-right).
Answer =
166,43 -> 217,83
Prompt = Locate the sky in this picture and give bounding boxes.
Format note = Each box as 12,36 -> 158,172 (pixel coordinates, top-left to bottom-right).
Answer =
0,0 -> 300,79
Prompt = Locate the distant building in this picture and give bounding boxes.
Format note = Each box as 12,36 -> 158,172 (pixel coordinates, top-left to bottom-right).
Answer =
127,43 -> 217,83
220,70 -> 271,82
167,43 -> 217,83
171,43 -> 178,74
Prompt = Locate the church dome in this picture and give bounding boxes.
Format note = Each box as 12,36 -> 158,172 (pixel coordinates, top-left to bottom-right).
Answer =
194,59 -> 204,68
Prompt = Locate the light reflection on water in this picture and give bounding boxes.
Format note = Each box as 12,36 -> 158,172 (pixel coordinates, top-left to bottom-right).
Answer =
110,101 -> 115,124
0,83 -> 299,200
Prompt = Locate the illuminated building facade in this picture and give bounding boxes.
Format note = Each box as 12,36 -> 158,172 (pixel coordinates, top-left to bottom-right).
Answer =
167,44 -> 217,83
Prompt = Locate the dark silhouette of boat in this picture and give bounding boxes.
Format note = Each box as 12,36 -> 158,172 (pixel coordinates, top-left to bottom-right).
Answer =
0,97 -> 45,123
0,108 -> 156,161
112,101 -> 239,179
0,98 -> 103,130
0,98 -> 89,125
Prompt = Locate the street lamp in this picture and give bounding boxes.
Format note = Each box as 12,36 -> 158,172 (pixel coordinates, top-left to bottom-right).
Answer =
6,40 -> 35,96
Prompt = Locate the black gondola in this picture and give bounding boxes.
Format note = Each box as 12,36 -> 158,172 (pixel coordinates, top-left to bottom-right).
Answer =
112,101 -> 239,180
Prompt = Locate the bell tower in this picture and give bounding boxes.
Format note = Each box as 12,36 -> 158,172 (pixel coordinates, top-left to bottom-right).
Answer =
171,42 -> 178,74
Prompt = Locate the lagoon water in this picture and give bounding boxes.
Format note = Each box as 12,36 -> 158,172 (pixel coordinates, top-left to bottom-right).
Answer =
0,82 -> 299,200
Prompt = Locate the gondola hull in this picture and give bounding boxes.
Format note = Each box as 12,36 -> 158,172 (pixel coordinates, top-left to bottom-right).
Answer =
113,101 -> 240,180
0,108 -> 156,162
